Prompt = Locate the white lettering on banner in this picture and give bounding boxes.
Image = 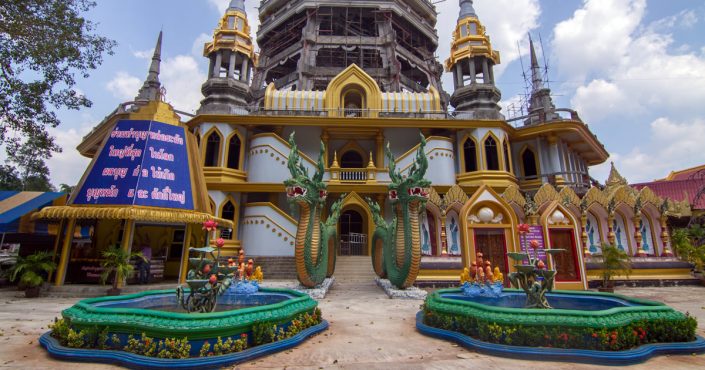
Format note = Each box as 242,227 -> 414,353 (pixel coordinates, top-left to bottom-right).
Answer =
85,186 -> 119,201
108,145 -> 142,161
101,167 -> 128,180
150,187 -> 186,205
150,166 -> 175,181
110,128 -> 149,141
149,147 -> 175,162
149,130 -> 184,145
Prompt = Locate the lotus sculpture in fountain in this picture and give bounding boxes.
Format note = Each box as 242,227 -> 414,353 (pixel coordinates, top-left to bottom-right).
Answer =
507,224 -> 564,309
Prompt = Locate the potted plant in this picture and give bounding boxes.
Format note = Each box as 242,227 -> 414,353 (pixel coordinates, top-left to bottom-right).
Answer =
598,243 -> 631,293
672,227 -> 705,285
8,251 -> 56,298
99,246 -> 144,296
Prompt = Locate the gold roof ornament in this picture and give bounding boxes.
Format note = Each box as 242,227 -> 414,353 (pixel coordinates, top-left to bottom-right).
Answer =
203,1 -> 255,59
445,0 -> 500,71
605,161 -> 628,193
32,206 -> 233,228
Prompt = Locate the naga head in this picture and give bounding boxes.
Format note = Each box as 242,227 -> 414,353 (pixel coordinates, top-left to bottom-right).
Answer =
284,132 -> 328,206
386,133 -> 431,206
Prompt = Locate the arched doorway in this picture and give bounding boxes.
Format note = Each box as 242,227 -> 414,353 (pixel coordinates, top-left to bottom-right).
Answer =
340,209 -> 366,256
340,151 -> 365,168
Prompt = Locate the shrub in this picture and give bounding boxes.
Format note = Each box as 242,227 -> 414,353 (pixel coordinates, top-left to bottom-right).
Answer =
423,309 -> 697,351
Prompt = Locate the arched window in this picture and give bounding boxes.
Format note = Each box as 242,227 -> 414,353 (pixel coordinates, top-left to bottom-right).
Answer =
522,148 -> 538,178
484,136 -> 499,171
503,140 -> 511,172
463,138 -> 477,172
221,201 -> 236,240
340,151 -> 364,168
227,134 -> 241,170
204,132 -> 221,167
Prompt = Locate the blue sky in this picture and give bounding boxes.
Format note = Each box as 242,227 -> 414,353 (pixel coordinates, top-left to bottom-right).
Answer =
16,0 -> 705,187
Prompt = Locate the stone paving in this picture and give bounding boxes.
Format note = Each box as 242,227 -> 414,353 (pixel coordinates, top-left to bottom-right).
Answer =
0,283 -> 704,369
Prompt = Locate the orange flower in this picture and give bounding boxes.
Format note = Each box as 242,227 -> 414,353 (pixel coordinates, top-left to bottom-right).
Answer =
530,240 -> 540,249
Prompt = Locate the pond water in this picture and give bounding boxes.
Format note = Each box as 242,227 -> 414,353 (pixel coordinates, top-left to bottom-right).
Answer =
441,292 -> 643,311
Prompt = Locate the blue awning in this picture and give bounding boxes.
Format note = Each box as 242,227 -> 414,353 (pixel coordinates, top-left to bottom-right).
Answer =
0,192 -> 66,233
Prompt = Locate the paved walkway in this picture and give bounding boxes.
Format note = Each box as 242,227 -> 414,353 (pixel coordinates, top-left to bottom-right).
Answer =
0,284 -> 704,369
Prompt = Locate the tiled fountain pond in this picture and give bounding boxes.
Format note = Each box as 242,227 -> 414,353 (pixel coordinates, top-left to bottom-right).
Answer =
40,287 -> 327,369
418,288 -> 705,365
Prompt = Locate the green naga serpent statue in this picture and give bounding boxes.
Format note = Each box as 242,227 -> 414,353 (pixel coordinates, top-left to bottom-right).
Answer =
285,132 -> 344,288
367,134 -> 431,289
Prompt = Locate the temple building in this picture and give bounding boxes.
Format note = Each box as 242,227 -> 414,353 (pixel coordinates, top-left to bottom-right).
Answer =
41,0 -> 696,288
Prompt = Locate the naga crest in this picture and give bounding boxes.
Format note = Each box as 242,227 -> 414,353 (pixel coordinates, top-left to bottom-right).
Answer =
386,133 -> 431,204
284,132 -> 328,205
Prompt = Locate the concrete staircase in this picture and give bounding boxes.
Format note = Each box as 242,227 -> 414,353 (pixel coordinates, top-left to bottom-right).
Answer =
252,256 -> 297,280
333,256 -> 376,283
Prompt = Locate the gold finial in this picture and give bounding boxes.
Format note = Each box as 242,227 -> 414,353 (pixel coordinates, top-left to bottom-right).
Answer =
367,151 -> 375,168
331,151 -> 340,168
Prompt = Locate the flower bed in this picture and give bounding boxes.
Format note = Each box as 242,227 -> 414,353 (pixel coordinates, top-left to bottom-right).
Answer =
48,308 -> 322,359
422,288 -> 697,351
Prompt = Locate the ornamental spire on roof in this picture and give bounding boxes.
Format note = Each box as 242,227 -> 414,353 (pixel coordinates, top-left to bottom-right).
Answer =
605,162 -> 629,191
459,0 -> 477,20
529,35 -> 544,93
228,0 -> 246,12
135,31 -> 163,102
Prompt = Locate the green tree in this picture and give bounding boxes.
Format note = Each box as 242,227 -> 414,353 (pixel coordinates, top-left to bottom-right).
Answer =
0,0 -> 115,160
0,164 -> 22,190
3,137 -> 55,191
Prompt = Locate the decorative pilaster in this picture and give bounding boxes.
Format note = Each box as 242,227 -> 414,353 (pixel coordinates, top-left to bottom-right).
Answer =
366,151 -> 377,183
581,214 -> 590,257
607,214 -> 616,245
329,151 -> 340,183
660,215 -> 674,257
633,215 -> 646,257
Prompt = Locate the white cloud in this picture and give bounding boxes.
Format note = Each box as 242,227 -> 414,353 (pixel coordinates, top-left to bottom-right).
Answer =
46,121 -> 94,187
133,49 -> 154,60
553,0 -> 645,80
161,55 -> 207,113
192,33 -> 211,58
106,71 -> 141,101
436,0 -> 541,95
553,0 -> 705,182
208,0 -> 229,14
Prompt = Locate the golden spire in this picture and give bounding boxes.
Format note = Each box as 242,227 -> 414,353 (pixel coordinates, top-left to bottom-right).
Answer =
444,1 -> 500,71
605,162 -> 628,191
203,2 -> 255,60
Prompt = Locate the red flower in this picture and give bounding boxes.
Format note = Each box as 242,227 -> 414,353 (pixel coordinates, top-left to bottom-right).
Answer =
203,264 -> 211,274
537,260 -> 546,269
592,333 -> 598,338
215,238 -> 225,248
241,333 -> 247,338
530,240 -> 540,249
202,219 -> 218,231
209,274 -> 217,285
517,224 -> 530,234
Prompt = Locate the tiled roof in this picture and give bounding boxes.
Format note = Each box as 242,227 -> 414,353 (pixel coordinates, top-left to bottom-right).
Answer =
632,179 -> 705,210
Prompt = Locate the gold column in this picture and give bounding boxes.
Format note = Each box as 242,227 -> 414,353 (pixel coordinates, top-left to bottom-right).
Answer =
581,214 -> 590,256
607,214 -> 616,245
117,219 -> 136,288
660,215 -> 673,256
48,219 -> 66,283
633,215 -> 645,256
376,131 -> 384,170
179,224 -> 194,284
322,130 -> 330,167
54,218 -> 76,286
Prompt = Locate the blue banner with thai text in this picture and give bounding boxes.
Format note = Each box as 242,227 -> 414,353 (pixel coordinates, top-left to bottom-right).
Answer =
73,120 -> 194,210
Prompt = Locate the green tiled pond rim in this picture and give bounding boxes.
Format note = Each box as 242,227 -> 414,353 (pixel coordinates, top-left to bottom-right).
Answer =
62,288 -> 318,340
424,288 -> 687,328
